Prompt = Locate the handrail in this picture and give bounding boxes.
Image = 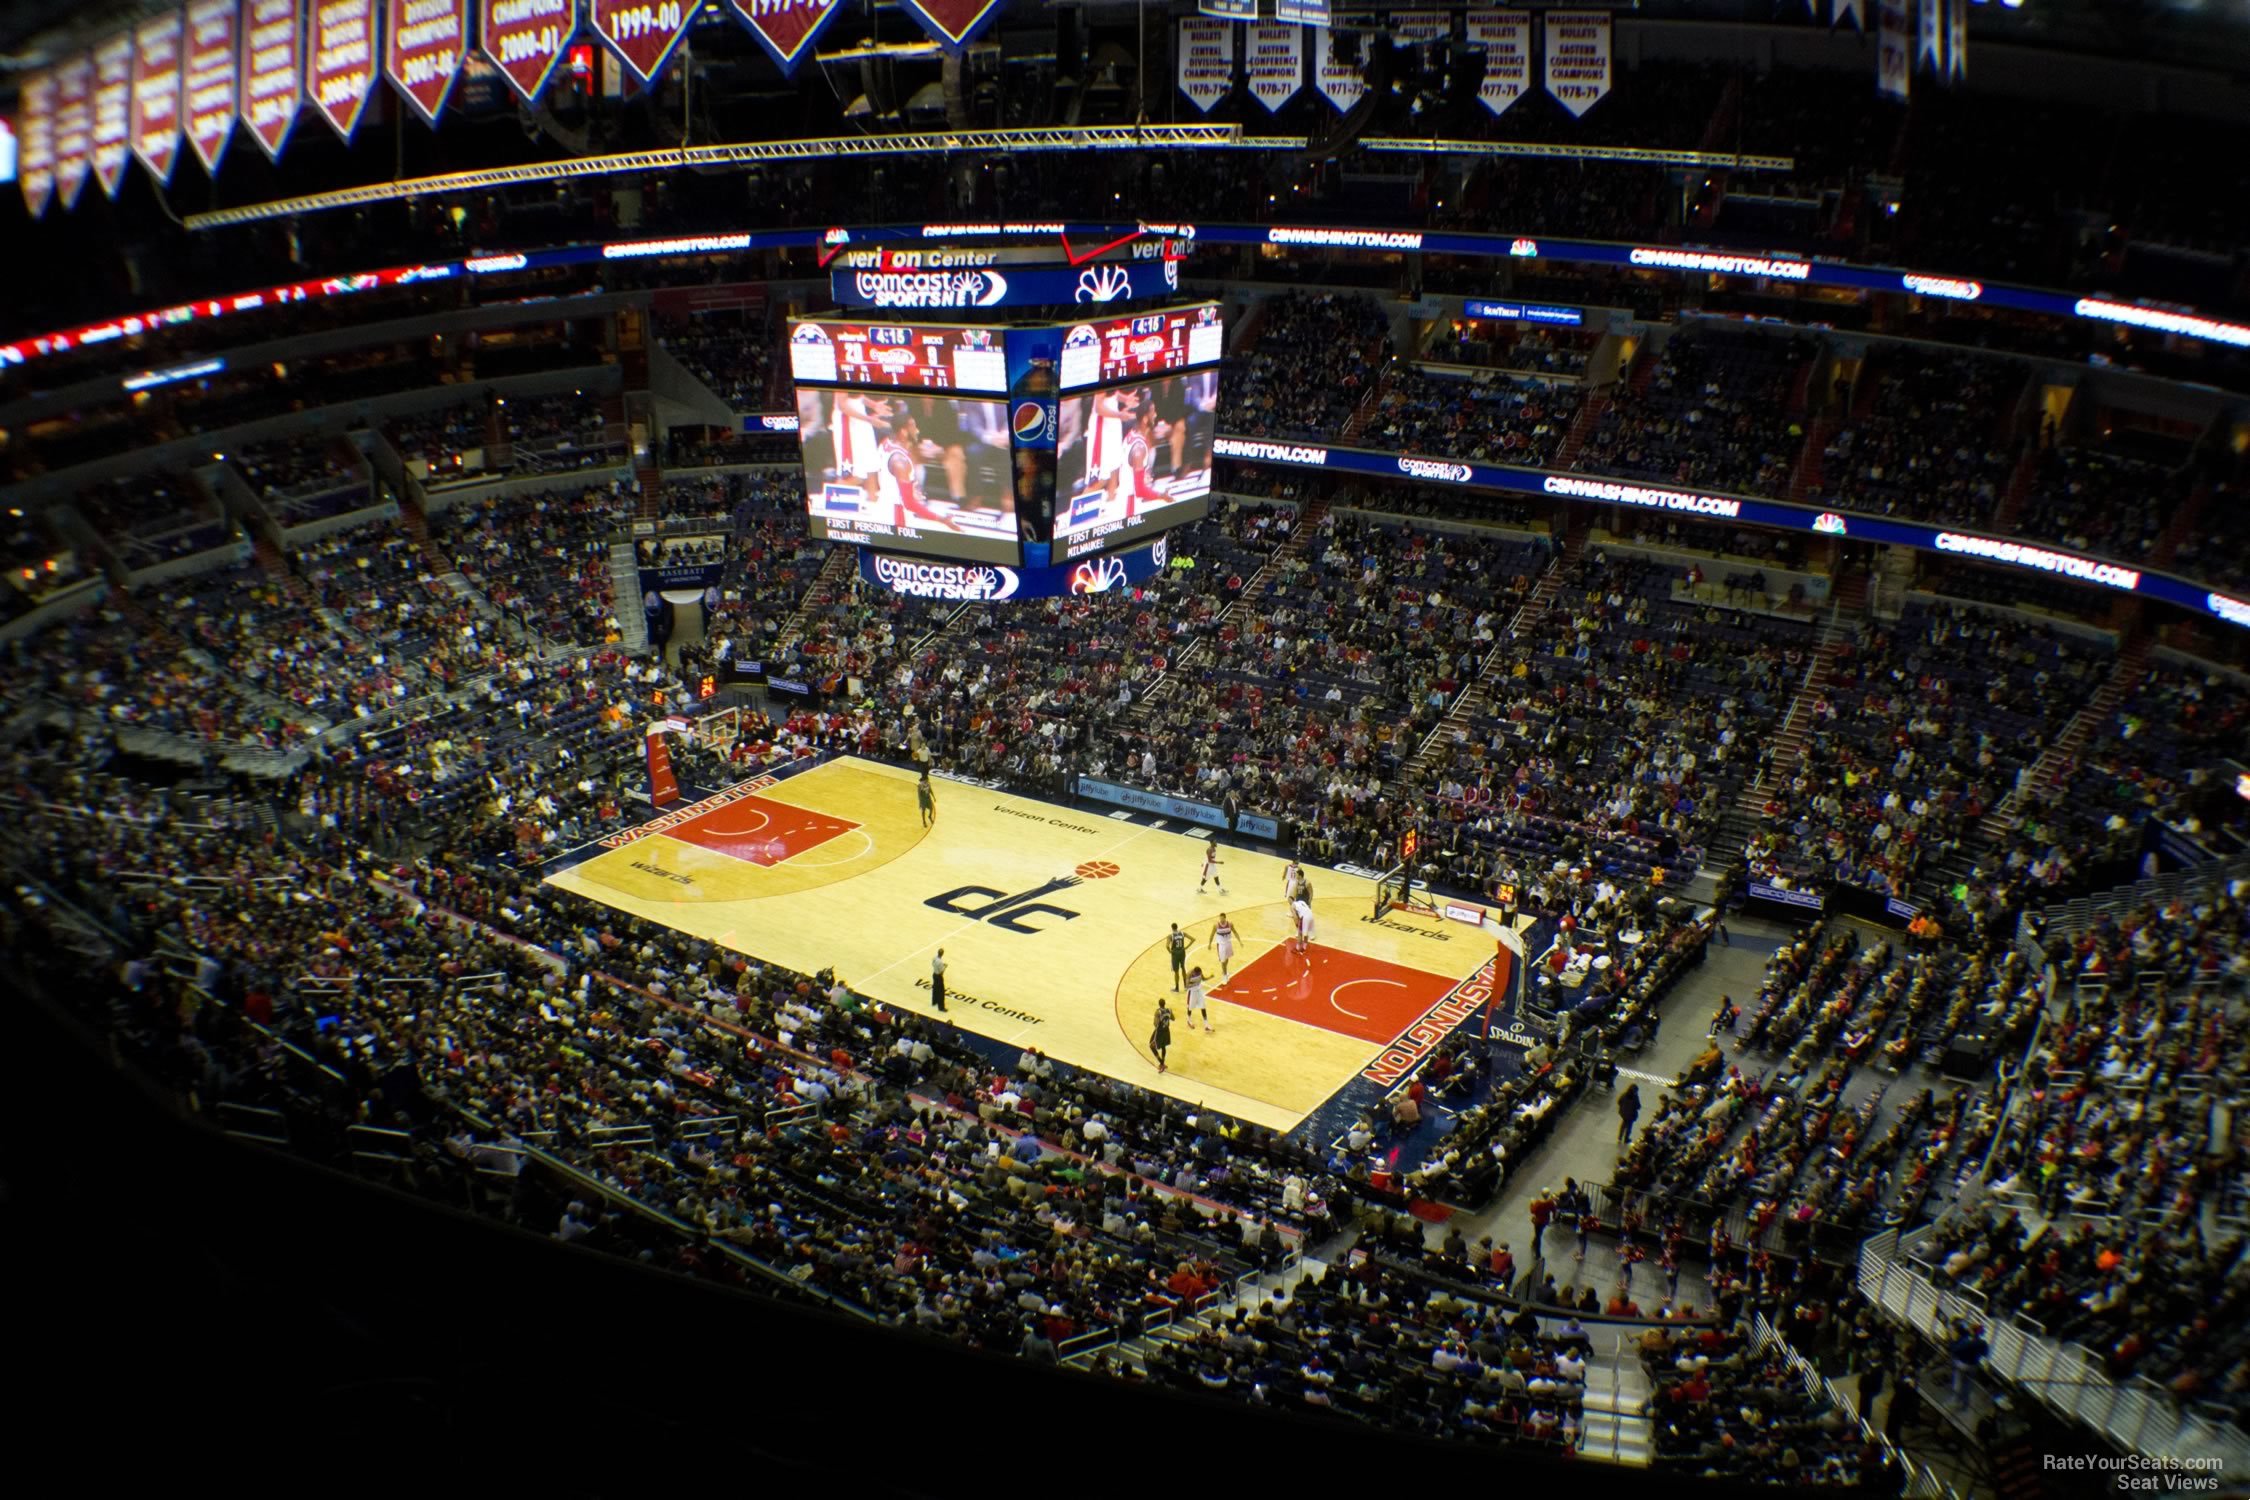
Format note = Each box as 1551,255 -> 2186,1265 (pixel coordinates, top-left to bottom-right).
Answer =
1856,1228 -> 2250,1468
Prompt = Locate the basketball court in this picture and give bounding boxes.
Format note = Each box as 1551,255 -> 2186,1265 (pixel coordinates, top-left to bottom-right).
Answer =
544,756 -> 1509,1133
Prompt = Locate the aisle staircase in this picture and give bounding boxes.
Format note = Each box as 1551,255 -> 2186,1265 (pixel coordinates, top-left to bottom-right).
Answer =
609,543 -> 648,653
1580,1331 -> 1657,1467
1787,414 -> 1837,503
1131,500 -> 1329,720
1976,632 -> 2152,840
1554,391 -> 1609,470
1392,524 -> 1584,791
773,545 -> 860,658
1708,595 -> 1860,870
1987,447 -> 2041,537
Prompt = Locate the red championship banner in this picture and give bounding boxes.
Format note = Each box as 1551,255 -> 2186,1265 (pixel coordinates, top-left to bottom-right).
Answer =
52,53 -> 95,211
308,0 -> 380,141
132,10 -> 186,186
19,71 -> 55,219
482,0 -> 575,102
239,0 -> 301,158
1464,11 -> 1530,118
726,0 -> 845,76
183,0 -> 240,176
589,0 -> 696,84
92,35 -> 135,199
386,0 -> 467,124
898,0 -> 1004,49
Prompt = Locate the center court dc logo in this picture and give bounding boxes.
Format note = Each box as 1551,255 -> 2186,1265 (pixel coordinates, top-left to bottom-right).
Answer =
926,872 -> 1098,933
1011,401 -> 1048,442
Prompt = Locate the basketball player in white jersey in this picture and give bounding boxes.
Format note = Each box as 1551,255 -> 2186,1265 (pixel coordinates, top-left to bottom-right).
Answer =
833,392 -> 889,507
1282,859 -> 1303,904
1292,896 -> 1316,954
1198,841 -> 1226,896
1184,966 -> 1213,1033
1211,913 -> 1237,978
1086,387 -> 1136,511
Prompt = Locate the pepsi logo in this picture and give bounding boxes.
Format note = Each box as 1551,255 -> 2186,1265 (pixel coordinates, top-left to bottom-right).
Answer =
1012,402 -> 1049,441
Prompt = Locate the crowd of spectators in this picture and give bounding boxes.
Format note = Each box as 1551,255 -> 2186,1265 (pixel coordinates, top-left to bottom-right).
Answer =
1223,292 -> 1392,441
1575,331 -> 1815,498
435,482 -> 637,645
1813,351 -> 2022,527
1365,368 -> 1582,466
2015,437 -> 2195,563
1436,324 -> 1600,380
229,434 -> 365,505
656,308 -> 774,412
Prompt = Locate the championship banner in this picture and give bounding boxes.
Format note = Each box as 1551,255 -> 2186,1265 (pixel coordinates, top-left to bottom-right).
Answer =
725,0 -> 844,76
1878,0 -> 1911,99
1390,10 -> 1450,44
1464,11 -> 1530,118
1244,23 -> 1303,112
1917,0 -> 1943,73
51,53 -> 94,211
239,0 -> 301,159
385,0 -> 467,124
1833,0 -> 1866,29
91,35 -> 134,199
1275,0 -> 1331,24
183,0 -> 240,177
19,71 -> 55,219
1177,19 -> 1234,114
1542,11 -> 1610,119
309,0 -> 380,141
482,0 -> 571,100
897,0 -> 1004,50
589,0 -> 697,83
1948,0 -> 1967,81
1313,27 -> 1364,112
131,13 -> 184,187
1198,0 -> 1256,17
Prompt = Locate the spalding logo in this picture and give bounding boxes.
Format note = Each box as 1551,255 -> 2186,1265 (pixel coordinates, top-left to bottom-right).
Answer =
1012,402 -> 1048,441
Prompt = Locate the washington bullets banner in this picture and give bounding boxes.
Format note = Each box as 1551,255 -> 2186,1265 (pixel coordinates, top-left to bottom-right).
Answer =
1917,0 -> 1943,73
387,0 -> 467,123
1878,0 -> 1910,100
1543,11 -> 1609,118
898,0 -> 1004,49
307,2 -> 377,141
239,0 -> 301,158
1314,27 -> 1364,111
1177,20 -> 1234,113
132,13 -> 185,186
51,54 -> 93,211
590,0 -> 697,84
1390,10 -> 1449,44
183,0 -> 239,176
1948,0 -> 1967,81
92,36 -> 134,199
1464,11 -> 1530,117
727,0 -> 845,76
1833,0 -> 1865,29
1244,24 -> 1303,112
19,71 -> 54,218
483,0 -> 573,100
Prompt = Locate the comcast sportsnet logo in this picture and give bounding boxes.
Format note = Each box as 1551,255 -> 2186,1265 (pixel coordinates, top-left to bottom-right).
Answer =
1012,401 -> 1049,441
1397,456 -> 1473,483
851,269 -> 1009,308
873,556 -> 1021,601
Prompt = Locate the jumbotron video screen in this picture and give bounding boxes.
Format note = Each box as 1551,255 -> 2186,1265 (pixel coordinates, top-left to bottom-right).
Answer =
1053,368 -> 1219,562
794,387 -> 1021,565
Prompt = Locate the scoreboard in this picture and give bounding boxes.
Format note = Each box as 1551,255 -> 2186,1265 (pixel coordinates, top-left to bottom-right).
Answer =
787,320 -> 1009,393
1058,303 -> 1225,391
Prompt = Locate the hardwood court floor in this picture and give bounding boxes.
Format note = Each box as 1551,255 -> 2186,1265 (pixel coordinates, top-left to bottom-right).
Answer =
546,757 -> 1496,1131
